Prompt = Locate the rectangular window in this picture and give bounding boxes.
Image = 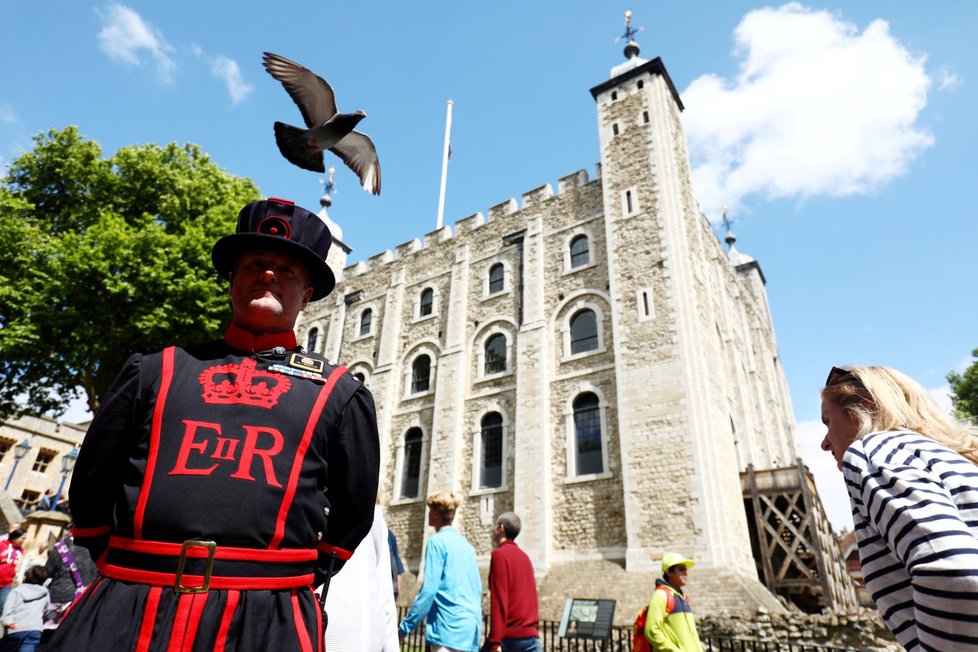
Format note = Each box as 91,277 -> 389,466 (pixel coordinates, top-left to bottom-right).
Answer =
32,451 -> 55,473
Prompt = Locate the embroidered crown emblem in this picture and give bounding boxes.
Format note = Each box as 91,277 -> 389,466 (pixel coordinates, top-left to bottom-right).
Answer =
199,358 -> 291,408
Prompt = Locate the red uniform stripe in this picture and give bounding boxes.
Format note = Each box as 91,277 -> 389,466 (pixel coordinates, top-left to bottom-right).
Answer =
291,589 -> 314,652
136,586 -> 162,652
72,525 -> 112,538
311,586 -> 323,652
315,542 -> 353,560
175,592 -> 208,651
168,593 -> 194,652
99,562 -> 314,590
109,536 -> 317,562
134,346 -> 176,539
269,366 -> 347,550
213,590 -> 240,652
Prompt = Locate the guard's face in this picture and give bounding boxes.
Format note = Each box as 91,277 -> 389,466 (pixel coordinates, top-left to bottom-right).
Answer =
229,250 -> 313,334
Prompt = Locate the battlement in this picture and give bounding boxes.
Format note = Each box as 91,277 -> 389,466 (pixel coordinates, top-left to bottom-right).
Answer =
340,166 -> 601,278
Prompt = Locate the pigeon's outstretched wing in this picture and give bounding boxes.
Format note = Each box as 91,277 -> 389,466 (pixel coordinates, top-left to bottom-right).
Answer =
262,52 -> 337,127
331,131 -> 381,195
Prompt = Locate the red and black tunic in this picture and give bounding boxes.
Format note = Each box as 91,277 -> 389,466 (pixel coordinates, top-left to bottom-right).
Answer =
45,325 -> 379,651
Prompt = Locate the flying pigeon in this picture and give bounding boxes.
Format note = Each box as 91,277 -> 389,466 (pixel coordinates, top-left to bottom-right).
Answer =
262,51 -> 381,195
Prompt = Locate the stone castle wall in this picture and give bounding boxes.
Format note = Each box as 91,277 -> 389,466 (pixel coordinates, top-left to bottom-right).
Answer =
297,54 -> 801,609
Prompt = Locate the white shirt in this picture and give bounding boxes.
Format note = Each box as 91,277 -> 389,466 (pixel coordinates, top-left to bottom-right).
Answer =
324,505 -> 399,652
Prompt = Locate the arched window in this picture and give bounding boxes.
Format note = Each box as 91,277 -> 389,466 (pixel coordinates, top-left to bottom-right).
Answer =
306,327 -> 319,353
359,309 -> 372,336
570,309 -> 598,354
400,428 -> 423,499
419,288 -> 434,317
573,393 -> 603,475
411,355 -> 431,393
484,334 -> 507,375
488,263 -> 505,294
480,412 -> 503,489
569,235 -> 590,268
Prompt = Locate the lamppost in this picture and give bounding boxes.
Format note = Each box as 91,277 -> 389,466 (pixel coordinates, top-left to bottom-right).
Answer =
3,439 -> 33,492
52,447 -> 79,510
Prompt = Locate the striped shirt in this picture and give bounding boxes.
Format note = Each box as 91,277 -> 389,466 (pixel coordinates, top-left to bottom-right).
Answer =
843,430 -> 978,651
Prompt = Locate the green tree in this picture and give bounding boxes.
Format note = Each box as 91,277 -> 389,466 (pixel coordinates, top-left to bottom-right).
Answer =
948,348 -> 978,421
0,126 -> 260,418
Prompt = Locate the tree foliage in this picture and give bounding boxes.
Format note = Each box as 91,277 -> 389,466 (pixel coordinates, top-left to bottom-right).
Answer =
948,348 -> 978,421
0,126 -> 260,418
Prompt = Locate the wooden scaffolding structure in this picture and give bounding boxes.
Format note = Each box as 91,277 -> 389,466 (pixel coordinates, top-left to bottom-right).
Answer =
741,461 -> 858,612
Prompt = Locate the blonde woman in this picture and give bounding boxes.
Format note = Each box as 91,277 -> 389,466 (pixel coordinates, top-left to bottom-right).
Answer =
821,365 -> 978,651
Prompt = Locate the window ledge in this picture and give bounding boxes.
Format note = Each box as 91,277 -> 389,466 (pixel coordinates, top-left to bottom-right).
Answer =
411,313 -> 438,325
390,496 -> 424,507
561,347 -> 607,363
469,485 -> 508,497
562,261 -> 596,276
564,471 -> 613,485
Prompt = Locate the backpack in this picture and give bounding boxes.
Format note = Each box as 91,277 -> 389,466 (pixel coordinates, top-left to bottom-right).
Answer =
632,587 -> 676,652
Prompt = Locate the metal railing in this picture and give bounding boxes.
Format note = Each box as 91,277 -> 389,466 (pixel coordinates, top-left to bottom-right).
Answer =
394,609 -> 862,652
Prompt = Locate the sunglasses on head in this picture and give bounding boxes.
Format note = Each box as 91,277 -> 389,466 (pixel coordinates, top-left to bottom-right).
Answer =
825,366 -> 859,388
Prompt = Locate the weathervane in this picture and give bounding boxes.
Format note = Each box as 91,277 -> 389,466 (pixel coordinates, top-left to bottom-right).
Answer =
617,10 -> 643,44
721,205 -> 738,247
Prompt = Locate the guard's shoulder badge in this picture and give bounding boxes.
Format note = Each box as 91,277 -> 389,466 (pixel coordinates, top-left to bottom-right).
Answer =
289,353 -> 325,374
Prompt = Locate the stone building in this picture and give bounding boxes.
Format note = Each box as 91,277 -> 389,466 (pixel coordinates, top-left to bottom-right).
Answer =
297,35 -> 804,614
0,414 -> 85,515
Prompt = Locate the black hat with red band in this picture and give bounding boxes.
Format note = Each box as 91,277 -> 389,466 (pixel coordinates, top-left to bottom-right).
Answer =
212,197 -> 335,301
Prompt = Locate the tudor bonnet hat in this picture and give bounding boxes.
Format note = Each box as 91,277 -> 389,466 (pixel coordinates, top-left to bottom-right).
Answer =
212,197 -> 335,301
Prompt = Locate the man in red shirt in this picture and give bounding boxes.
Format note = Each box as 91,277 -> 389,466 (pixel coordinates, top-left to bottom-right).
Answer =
485,512 -> 541,652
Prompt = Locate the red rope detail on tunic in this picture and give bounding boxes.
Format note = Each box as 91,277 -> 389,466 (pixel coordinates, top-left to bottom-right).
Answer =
136,586 -> 162,652
213,590 -> 240,652
269,366 -> 347,550
135,346 -> 176,539
291,588 -> 314,652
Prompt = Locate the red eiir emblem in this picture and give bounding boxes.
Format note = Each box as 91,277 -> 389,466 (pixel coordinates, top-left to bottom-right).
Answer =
199,358 -> 291,408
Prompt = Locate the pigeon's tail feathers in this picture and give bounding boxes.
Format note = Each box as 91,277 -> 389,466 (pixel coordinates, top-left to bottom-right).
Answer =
273,121 -> 326,173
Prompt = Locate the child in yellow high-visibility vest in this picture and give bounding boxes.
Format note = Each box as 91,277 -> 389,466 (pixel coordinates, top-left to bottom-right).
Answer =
643,553 -> 702,652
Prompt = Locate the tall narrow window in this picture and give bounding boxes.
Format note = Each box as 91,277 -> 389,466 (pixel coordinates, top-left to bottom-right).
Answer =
306,327 -> 319,353
612,123 -> 620,136
626,190 -> 634,214
484,334 -> 507,375
573,393 -> 603,475
570,309 -> 598,354
480,412 -> 503,489
569,235 -> 590,268
411,355 -> 431,393
359,309 -> 372,336
419,288 -> 434,317
637,80 -> 645,89
488,263 -> 505,294
400,428 -> 423,499
643,111 -> 649,123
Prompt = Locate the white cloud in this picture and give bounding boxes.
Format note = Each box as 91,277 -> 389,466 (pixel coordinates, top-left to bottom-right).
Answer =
797,418 -> 854,534
0,104 -> 16,124
210,56 -> 253,105
938,65 -> 962,91
682,3 -> 934,221
96,4 -> 176,81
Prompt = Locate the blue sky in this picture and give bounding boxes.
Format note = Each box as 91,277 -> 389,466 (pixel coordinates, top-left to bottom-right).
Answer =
3,2 -> 976,533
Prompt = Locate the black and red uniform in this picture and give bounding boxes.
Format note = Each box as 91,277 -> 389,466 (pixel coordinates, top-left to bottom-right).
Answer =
45,324 -> 379,651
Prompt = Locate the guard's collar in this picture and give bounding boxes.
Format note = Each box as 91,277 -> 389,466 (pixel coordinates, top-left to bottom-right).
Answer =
224,323 -> 297,352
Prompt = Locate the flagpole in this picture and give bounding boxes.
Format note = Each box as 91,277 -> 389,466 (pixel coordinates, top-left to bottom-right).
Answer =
436,99 -> 453,230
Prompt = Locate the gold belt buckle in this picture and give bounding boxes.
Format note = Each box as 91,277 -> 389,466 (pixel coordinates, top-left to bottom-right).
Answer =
175,540 -> 216,594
